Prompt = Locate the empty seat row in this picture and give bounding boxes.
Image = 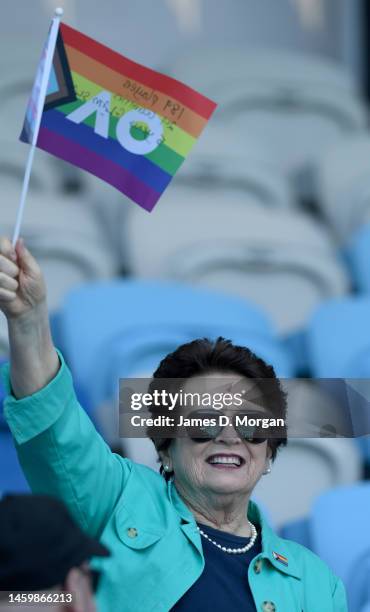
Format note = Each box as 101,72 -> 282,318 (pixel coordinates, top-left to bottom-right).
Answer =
167,48 -> 368,201
125,191 -> 349,333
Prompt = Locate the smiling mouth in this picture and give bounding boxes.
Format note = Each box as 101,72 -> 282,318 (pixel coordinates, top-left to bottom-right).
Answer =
206,454 -> 245,469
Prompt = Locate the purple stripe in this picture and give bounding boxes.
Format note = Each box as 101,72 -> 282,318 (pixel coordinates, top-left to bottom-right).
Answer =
37,127 -> 160,211
41,109 -> 172,192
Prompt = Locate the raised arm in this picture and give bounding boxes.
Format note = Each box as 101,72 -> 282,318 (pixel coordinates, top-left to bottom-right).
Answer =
0,237 -> 130,537
0,237 -> 59,397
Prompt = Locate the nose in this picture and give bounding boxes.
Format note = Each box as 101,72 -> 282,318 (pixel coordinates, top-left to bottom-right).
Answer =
214,421 -> 242,445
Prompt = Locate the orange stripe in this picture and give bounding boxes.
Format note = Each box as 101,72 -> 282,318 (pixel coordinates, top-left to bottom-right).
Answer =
64,45 -> 208,138
61,22 -> 217,119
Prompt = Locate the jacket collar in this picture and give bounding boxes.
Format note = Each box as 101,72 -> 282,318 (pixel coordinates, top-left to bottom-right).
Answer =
248,501 -> 301,579
168,480 -> 301,579
168,480 -> 203,554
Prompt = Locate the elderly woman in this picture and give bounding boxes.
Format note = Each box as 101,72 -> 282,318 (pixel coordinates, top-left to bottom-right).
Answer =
0,237 -> 347,612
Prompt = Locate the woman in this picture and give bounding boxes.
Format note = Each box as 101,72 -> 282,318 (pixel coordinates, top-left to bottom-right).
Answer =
0,237 -> 347,611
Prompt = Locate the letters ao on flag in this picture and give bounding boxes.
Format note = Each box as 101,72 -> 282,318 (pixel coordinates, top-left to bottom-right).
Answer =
20,23 -> 217,211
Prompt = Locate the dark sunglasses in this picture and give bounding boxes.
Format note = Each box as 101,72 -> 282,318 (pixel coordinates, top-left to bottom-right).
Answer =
185,409 -> 271,444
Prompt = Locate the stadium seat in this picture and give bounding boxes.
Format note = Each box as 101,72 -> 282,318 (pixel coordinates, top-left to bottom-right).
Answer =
174,124 -> 294,210
347,222 -> 370,293
280,487 -> 370,612
0,358 -> 29,493
310,483 -> 370,588
169,49 -> 367,200
346,548 -> 370,612
279,517 -> 311,549
306,298 -> 370,466
316,136 -> 370,241
58,279 -> 294,411
1,189 -> 118,311
170,48 -> 360,96
282,379 -> 358,438
125,192 -> 349,333
0,430 -> 29,494
307,297 -> 370,377
0,350 -> 98,489
253,437 -> 361,527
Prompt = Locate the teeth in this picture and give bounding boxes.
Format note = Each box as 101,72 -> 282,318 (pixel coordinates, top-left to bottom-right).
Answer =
209,456 -> 241,466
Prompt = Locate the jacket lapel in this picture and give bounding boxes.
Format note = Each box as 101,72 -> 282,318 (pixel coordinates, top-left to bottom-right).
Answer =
248,501 -> 302,580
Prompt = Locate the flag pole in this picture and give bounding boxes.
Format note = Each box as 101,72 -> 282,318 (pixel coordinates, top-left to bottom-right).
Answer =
12,7 -> 64,247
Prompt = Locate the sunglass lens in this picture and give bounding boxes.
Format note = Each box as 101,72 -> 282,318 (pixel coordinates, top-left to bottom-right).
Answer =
234,413 -> 267,444
186,411 -> 223,442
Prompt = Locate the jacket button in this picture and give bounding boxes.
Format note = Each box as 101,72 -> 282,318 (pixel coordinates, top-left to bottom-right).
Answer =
262,602 -> 276,612
127,527 -> 138,538
254,559 -> 262,574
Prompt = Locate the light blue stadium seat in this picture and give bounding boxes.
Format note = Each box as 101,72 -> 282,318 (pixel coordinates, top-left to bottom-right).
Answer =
348,222 -> 370,293
346,548 -> 370,612
58,280 -> 293,410
281,492 -> 370,612
307,297 -> 370,377
0,431 -> 29,493
306,298 -> 370,465
279,517 -> 312,549
0,366 -> 29,493
310,483 -> 370,589
0,354 -> 98,493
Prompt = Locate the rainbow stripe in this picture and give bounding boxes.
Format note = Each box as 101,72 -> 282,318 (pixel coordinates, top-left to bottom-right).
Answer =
272,551 -> 289,566
21,23 -> 217,211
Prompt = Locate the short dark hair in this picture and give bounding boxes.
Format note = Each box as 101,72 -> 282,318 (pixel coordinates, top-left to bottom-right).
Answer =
149,337 -> 288,478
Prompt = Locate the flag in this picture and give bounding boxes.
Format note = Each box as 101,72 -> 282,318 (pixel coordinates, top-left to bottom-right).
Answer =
21,23 -> 217,211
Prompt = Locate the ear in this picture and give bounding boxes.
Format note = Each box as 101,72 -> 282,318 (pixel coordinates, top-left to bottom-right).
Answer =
266,445 -> 273,460
158,449 -> 173,472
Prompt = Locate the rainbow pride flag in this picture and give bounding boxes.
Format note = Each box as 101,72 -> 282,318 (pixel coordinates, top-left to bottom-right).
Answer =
21,23 -> 217,211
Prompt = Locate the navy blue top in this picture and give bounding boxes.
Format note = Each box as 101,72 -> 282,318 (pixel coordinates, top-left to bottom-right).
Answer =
172,523 -> 261,611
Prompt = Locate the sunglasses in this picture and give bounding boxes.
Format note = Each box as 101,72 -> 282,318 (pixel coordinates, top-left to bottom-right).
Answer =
184,409 -> 272,444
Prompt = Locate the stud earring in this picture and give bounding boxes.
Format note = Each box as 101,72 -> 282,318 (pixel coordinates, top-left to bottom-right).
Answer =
164,464 -> 170,472
263,462 -> 271,475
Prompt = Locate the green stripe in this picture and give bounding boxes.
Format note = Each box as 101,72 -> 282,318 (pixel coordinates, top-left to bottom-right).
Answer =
57,100 -> 184,176
147,141 -> 184,175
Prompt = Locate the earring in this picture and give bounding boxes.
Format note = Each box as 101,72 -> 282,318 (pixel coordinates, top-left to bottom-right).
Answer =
163,464 -> 170,472
263,462 -> 271,475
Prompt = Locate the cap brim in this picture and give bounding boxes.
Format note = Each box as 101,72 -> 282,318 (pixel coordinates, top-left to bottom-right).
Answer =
86,539 -> 110,558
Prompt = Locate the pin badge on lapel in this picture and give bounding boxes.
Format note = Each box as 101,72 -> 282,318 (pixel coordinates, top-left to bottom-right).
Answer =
272,551 -> 288,566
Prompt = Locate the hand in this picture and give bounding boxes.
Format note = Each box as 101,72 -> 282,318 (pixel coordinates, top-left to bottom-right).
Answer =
0,236 -> 47,320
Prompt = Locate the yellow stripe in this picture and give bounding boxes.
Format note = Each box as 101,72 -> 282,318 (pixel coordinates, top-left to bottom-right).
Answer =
69,72 -> 196,158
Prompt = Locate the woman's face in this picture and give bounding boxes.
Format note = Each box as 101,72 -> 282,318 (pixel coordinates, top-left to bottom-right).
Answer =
160,371 -> 272,500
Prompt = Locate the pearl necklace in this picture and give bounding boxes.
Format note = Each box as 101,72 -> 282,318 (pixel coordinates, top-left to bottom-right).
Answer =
197,520 -> 258,554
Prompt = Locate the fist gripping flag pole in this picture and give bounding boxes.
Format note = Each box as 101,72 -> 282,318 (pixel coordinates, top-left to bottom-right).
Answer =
15,9 -> 216,239
12,8 -> 64,246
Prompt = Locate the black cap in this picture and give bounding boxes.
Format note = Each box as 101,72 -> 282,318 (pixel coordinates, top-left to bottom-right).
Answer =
0,494 -> 110,591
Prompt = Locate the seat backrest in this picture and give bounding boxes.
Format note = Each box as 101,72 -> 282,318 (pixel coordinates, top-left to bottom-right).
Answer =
346,548 -> 370,612
311,483 -> 370,584
307,297 -> 370,377
126,197 -> 348,333
316,136 -> 370,239
59,280 -> 290,407
254,438 -> 361,526
348,222 -> 370,293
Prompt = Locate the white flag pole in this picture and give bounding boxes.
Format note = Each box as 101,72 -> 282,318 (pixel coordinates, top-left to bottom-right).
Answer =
12,7 -> 64,247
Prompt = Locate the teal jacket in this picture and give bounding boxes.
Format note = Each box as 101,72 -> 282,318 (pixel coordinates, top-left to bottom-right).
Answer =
3,353 -> 348,612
